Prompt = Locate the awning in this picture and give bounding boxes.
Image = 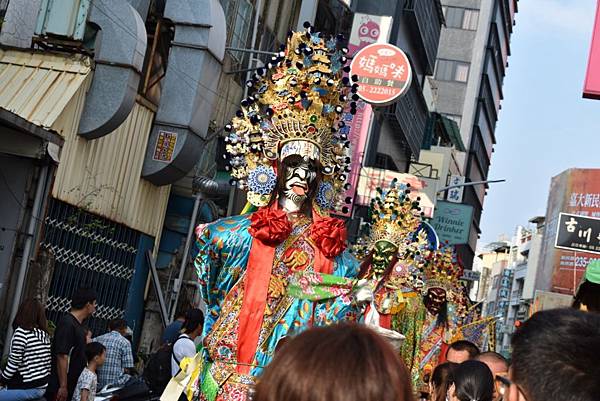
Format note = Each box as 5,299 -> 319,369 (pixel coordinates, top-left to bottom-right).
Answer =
422,112 -> 466,152
440,115 -> 466,152
0,48 -> 91,136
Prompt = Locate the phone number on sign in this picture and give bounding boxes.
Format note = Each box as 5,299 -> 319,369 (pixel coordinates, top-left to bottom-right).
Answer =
363,86 -> 398,95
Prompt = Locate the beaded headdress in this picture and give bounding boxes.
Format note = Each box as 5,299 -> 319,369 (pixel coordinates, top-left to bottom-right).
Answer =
365,181 -> 425,251
422,245 -> 463,294
225,24 -> 357,212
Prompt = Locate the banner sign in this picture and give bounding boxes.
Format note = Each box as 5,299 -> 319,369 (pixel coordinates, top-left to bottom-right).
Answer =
340,13 -> 392,216
431,201 -> 473,245
355,167 -> 438,218
555,212 -> 600,255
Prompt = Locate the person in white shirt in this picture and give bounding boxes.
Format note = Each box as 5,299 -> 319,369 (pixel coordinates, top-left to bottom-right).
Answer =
171,309 -> 204,376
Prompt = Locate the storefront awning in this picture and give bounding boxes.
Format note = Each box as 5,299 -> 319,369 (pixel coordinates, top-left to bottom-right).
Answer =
0,49 -> 91,136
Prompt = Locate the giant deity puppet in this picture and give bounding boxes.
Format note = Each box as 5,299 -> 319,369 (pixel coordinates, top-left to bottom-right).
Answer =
193,25 -> 365,401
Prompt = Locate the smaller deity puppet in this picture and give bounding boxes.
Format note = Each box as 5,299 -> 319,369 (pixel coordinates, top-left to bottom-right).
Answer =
396,244 -> 465,391
354,181 -> 430,333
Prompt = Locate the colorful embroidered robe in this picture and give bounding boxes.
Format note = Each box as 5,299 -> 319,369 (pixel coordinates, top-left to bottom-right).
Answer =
194,213 -> 359,399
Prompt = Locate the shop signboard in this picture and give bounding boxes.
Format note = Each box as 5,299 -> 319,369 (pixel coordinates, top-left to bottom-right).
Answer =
555,213 -> 600,255
431,201 -> 473,245
350,43 -> 412,105
340,13 -> 392,216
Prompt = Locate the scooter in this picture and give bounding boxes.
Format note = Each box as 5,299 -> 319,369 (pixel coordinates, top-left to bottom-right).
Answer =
94,378 -> 160,401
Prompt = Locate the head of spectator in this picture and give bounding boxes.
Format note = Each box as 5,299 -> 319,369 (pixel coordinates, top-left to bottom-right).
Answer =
108,318 -> 128,336
573,260 -> 600,312
476,352 -> 509,401
446,340 -> 480,364
12,298 -> 48,332
71,287 -> 97,319
181,308 -> 204,339
449,360 -> 494,401
83,326 -> 93,344
85,342 -> 106,368
254,323 -> 413,401
509,308 -> 600,401
430,362 -> 458,401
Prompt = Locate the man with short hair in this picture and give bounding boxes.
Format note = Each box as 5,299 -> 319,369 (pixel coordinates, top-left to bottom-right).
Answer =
46,287 -> 97,401
476,351 -> 509,400
509,308 -> 600,401
94,318 -> 135,388
445,340 -> 480,363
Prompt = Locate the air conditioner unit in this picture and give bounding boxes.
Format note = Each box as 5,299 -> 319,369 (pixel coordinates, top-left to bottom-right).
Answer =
35,0 -> 90,41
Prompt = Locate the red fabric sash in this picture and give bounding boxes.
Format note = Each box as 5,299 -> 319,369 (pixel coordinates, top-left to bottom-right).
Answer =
236,237 -> 276,374
235,206 -> 345,374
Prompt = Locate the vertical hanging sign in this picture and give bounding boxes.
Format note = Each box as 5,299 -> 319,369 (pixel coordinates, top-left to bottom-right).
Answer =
340,13 -> 392,216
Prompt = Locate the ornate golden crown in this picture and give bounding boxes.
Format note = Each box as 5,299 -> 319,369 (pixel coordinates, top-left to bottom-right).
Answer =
225,24 -> 357,212
422,245 -> 463,292
366,181 -> 425,251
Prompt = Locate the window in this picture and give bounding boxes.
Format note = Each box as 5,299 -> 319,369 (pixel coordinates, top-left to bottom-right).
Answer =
435,59 -> 470,83
442,6 -> 479,31
221,0 -> 254,63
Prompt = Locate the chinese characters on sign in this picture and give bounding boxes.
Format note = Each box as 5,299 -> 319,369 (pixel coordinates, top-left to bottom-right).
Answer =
446,175 -> 465,203
153,130 -> 178,162
338,13 -> 393,217
568,192 -> 600,216
555,212 -> 600,255
350,43 -> 412,105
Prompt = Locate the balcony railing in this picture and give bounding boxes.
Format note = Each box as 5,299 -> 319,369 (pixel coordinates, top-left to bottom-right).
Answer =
404,0 -> 444,74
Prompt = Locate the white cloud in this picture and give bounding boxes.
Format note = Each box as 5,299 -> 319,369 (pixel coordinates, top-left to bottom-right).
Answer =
520,0 -> 596,38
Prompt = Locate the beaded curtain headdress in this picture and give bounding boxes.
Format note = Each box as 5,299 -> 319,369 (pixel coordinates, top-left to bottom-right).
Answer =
225,23 -> 358,213
422,244 -> 464,295
365,180 -> 425,252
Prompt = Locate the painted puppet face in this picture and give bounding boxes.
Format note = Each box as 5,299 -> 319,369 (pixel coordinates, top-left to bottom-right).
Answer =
372,240 -> 398,277
281,155 -> 317,211
425,287 -> 447,315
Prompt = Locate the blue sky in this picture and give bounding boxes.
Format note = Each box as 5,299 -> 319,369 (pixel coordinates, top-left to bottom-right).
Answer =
478,0 -> 600,246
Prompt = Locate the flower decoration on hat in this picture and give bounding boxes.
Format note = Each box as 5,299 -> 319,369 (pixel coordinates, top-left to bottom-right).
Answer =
224,23 -> 357,212
422,244 -> 464,295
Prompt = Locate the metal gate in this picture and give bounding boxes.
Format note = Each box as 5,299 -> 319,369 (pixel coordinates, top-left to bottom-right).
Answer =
42,198 -> 141,335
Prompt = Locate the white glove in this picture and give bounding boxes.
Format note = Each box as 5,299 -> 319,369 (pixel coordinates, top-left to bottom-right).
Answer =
355,279 -> 374,303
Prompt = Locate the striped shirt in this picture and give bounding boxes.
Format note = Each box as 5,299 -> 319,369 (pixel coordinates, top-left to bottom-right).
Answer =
0,327 -> 51,389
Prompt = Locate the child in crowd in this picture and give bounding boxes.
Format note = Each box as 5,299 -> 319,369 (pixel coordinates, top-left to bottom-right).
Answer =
73,342 -> 106,401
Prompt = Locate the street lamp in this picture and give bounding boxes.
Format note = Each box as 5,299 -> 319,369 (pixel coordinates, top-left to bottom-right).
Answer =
436,179 -> 506,194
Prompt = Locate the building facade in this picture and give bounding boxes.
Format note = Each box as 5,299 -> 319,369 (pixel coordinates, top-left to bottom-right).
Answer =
0,0 -> 227,352
432,0 -> 518,270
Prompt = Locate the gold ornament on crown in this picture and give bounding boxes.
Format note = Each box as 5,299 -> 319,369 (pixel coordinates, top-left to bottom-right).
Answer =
366,181 -> 425,252
224,25 -> 358,212
422,245 -> 464,294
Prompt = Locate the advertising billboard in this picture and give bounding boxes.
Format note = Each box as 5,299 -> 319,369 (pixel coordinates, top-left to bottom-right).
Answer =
536,169 -> 600,295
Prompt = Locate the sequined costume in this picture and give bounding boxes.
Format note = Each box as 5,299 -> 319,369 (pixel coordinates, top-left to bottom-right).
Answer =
195,214 -> 359,399
190,24 -> 362,401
